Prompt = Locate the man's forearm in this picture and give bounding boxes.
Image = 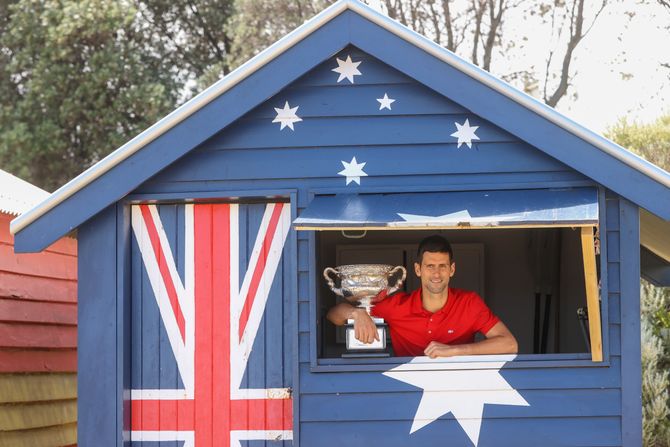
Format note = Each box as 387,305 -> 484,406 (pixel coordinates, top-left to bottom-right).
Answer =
450,335 -> 518,356
424,334 -> 518,358
326,302 -> 357,326
327,302 -> 379,344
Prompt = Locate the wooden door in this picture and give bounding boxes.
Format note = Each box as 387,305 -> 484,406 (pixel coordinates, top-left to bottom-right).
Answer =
128,202 -> 294,446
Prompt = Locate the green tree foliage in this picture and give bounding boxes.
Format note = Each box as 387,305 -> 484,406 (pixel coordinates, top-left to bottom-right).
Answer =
226,0 -> 333,72
641,284 -> 670,447
0,0 -> 179,191
606,115 -> 670,172
133,0 -> 236,92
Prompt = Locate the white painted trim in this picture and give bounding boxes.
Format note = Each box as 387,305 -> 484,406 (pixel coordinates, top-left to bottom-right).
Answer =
230,430 -> 293,447
131,430 -> 194,447
13,0 -> 667,236
230,388 -> 292,400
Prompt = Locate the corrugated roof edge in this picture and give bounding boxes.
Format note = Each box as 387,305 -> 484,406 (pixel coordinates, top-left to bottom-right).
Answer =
10,0 -> 670,236
0,169 -> 49,217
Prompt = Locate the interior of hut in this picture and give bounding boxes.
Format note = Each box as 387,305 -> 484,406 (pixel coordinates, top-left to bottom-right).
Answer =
316,227 -> 595,359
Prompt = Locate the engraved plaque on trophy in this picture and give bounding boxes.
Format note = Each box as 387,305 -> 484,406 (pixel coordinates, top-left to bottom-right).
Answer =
323,264 -> 406,356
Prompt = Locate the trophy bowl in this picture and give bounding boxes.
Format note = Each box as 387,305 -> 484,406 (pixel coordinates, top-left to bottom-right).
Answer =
323,264 -> 407,310
324,264 -> 406,355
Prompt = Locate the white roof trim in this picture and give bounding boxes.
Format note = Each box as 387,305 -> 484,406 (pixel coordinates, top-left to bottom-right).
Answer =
10,0 -> 670,235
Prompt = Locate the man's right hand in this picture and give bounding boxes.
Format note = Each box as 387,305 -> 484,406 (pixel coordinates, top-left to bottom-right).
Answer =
350,308 -> 380,344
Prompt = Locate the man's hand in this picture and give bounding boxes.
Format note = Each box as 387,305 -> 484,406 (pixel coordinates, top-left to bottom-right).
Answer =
423,322 -> 518,358
350,308 -> 380,344
424,341 -> 461,358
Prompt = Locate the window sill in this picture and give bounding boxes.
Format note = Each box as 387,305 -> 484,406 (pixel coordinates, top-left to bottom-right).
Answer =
312,353 -> 609,372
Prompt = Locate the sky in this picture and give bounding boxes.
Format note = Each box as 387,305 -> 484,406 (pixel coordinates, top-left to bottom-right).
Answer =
366,1 -> 669,135
557,1 -> 669,133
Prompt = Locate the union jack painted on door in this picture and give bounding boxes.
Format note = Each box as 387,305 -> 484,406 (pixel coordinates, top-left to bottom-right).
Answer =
129,202 -> 293,446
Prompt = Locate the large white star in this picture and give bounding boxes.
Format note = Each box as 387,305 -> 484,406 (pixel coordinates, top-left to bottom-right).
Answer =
394,210 -> 525,227
450,119 -> 480,148
377,93 -> 395,110
272,101 -> 302,130
331,55 -> 362,83
384,357 -> 529,446
338,156 -> 368,185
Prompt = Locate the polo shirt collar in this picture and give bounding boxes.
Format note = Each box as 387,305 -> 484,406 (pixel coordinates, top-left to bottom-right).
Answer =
411,287 -> 455,316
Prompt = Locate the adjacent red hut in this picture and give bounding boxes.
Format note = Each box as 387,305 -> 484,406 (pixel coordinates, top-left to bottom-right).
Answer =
0,169 -> 77,446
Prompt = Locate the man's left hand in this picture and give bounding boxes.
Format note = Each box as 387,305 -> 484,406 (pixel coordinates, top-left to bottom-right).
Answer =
424,341 -> 461,358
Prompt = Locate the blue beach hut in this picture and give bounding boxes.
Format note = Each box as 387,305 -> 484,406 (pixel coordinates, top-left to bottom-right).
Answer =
11,1 -> 670,446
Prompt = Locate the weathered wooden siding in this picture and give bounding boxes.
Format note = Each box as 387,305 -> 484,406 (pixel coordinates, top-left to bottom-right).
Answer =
0,212 -> 77,446
125,47 -> 629,446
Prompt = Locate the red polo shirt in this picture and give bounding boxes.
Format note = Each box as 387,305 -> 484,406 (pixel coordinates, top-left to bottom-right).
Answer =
371,288 -> 500,357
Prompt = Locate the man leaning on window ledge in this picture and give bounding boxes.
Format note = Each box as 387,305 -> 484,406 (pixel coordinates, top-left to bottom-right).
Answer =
327,235 -> 518,358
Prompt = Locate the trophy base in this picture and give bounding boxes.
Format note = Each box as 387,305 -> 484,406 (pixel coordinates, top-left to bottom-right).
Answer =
343,318 -> 389,357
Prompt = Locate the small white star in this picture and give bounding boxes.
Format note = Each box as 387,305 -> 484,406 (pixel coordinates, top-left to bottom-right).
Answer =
331,55 -> 362,83
384,357 -> 528,446
272,101 -> 302,131
377,93 -> 395,110
338,156 -> 368,185
450,119 -> 480,148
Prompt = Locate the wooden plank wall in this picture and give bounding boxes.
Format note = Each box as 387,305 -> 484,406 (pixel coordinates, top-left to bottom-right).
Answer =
127,46 -> 625,446
0,212 -> 77,446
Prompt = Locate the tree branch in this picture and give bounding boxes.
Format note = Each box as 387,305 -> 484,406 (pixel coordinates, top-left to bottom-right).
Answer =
482,0 -> 505,71
544,0 -> 607,107
470,0 -> 486,66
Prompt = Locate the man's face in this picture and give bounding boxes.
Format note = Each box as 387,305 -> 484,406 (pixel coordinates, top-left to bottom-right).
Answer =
414,251 -> 455,296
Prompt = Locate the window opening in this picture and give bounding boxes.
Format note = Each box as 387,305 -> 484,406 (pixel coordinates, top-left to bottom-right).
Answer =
315,227 -> 601,361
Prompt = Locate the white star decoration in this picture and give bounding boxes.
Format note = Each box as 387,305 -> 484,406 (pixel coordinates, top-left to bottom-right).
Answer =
377,93 -> 395,110
338,156 -> 368,185
450,119 -> 480,148
395,210 -> 524,226
272,101 -> 302,130
331,55 -> 362,83
384,358 -> 529,446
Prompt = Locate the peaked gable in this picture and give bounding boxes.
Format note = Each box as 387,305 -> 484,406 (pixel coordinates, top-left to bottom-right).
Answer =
11,0 -> 670,252
144,46 -> 576,191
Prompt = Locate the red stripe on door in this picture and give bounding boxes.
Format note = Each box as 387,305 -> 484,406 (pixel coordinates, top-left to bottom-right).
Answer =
140,205 -> 186,342
238,203 -> 284,341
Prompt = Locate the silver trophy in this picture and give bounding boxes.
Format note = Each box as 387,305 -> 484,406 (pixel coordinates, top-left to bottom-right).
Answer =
324,264 -> 407,355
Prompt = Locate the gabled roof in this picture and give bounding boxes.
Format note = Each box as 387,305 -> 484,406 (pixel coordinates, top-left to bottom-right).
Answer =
0,169 -> 49,217
10,0 -> 670,253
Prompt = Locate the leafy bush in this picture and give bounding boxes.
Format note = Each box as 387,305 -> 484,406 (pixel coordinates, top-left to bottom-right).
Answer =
641,283 -> 670,447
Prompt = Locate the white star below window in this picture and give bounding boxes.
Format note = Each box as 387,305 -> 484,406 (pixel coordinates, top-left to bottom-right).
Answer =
377,93 -> 395,110
331,55 -> 362,84
272,101 -> 302,131
450,118 -> 480,148
383,357 -> 529,447
338,156 -> 368,185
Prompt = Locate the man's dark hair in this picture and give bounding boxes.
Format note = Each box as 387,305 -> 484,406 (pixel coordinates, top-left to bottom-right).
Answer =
417,235 -> 454,264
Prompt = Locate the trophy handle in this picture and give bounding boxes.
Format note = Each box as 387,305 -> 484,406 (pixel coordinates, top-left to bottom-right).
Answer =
323,267 -> 344,297
387,266 -> 407,295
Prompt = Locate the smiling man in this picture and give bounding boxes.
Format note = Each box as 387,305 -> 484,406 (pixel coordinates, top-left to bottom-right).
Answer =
326,235 -> 518,358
